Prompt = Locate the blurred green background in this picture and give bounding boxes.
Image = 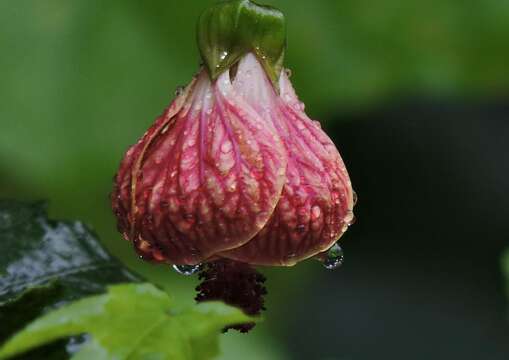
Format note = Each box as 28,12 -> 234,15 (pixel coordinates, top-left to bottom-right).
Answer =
1,1 -> 509,359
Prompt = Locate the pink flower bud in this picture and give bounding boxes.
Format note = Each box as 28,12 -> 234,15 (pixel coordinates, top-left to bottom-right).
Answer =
112,54 -> 354,267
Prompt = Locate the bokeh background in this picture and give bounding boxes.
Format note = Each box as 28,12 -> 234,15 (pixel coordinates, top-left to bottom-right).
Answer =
1,1 -> 509,359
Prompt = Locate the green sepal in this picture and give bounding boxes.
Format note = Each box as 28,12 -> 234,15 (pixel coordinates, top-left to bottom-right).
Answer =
197,0 -> 286,89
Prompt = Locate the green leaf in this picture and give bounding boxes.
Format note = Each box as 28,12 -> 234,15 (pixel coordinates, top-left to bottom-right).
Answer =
0,200 -> 140,358
0,283 -> 256,360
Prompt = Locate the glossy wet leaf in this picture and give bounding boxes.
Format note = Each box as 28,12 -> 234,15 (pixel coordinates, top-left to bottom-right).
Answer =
0,283 -> 256,360
0,200 -> 140,358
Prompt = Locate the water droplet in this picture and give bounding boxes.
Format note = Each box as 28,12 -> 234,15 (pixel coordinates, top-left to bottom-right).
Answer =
66,334 -> 90,354
219,51 -> 228,61
173,264 -> 202,276
174,86 -> 185,96
221,141 -> 233,153
322,243 -> 344,270
352,191 -> 358,206
285,68 -> 292,78
296,224 -> 306,233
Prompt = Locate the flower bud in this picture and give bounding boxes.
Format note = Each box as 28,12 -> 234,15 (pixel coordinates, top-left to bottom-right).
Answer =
111,1 -> 355,269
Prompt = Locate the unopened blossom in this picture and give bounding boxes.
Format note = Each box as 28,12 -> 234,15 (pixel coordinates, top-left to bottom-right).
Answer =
111,0 -> 356,331
112,52 -> 354,266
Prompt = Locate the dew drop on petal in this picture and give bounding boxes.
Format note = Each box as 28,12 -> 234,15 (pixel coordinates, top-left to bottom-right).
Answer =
322,243 -> 344,270
173,264 -> 202,276
221,141 -> 233,153
353,190 -> 358,206
311,206 -> 322,220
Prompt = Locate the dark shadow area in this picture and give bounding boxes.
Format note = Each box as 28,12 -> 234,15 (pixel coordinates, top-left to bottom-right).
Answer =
285,99 -> 509,360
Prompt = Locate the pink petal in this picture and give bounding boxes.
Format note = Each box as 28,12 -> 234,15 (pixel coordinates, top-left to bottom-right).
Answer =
222,55 -> 354,265
113,68 -> 287,265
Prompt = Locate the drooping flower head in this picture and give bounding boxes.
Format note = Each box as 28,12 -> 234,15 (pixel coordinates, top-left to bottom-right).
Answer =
112,0 -> 356,331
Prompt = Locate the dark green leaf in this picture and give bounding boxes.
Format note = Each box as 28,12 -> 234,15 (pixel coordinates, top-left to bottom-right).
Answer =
0,283 -> 256,360
0,200 -> 140,358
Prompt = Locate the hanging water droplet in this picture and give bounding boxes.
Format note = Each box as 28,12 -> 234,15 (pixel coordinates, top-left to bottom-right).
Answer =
322,243 -> 344,270
174,86 -> 185,96
285,68 -> 292,78
173,264 -> 202,276
353,191 -> 358,206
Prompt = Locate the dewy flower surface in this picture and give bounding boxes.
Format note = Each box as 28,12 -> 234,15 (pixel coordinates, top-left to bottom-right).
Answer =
112,0 -> 355,269
220,54 -> 354,266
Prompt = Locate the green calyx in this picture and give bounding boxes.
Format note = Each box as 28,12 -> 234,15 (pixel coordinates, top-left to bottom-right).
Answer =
197,0 -> 286,89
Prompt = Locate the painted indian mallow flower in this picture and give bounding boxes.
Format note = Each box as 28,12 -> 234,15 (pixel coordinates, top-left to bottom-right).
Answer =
112,0 -> 356,331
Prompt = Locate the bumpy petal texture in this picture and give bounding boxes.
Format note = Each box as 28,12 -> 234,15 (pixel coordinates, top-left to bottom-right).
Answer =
221,54 -> 355,266
112,68 -> 287,265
